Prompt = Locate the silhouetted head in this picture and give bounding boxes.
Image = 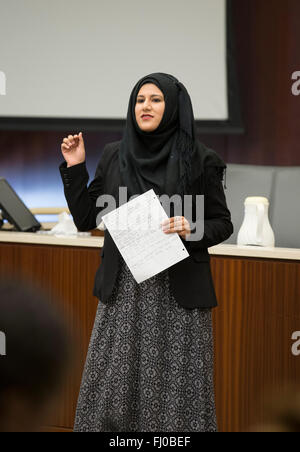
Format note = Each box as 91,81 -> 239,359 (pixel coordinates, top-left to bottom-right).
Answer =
0,277 -> 70,431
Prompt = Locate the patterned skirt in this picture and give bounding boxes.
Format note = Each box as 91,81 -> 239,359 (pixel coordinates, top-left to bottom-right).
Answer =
74,255 -> 217,432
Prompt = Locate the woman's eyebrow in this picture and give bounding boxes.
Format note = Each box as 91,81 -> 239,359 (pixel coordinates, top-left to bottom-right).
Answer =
137,94 -> 163,98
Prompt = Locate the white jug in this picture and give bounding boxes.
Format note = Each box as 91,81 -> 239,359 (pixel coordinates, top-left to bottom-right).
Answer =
237,197 -> 275,247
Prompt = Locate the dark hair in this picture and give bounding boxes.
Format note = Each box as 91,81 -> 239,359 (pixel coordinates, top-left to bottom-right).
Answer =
0,277 -> 70,411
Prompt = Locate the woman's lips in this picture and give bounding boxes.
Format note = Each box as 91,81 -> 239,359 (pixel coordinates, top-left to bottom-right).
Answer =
142,115 -> 153,120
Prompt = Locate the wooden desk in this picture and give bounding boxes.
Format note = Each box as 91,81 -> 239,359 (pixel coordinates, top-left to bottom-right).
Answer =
0,232 -> 299,432
209,244 -> 300,431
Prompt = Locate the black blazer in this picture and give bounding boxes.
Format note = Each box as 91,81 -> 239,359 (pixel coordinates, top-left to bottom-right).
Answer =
59,141 -> 233,309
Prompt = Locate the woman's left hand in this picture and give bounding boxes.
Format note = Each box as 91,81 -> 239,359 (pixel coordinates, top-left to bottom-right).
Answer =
161,216 -> 191,239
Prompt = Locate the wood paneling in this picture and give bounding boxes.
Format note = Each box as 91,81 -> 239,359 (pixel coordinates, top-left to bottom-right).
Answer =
211,256 -> 300,432
0,242 -> 100,430
224,0 -> 300,166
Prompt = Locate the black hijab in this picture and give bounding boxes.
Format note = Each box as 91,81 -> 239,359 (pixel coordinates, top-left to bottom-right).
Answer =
119,72 -> 226,199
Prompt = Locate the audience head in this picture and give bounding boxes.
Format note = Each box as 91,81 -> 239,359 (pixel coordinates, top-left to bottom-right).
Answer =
0,277 -> 70,431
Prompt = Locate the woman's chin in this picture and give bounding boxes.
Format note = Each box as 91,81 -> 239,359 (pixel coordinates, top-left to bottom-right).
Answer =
138,124 -> 158,132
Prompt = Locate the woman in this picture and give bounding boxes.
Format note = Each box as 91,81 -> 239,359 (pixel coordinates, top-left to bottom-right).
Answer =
59,72 -> 233,432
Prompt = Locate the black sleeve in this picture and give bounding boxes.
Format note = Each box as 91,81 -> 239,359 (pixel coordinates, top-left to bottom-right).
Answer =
184,165 -> 234,250
59,145 -> 108,232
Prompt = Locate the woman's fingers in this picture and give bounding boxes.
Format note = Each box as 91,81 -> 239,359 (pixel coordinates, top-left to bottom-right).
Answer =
69,135 -> 76,146
161,216 -> 191,238
63,137 -> 72,146
62,134 -> 79,148
62,138 -> 70,148
162,216 -> 185,231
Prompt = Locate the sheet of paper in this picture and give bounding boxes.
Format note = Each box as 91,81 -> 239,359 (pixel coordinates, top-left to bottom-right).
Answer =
101,189 -> 189,283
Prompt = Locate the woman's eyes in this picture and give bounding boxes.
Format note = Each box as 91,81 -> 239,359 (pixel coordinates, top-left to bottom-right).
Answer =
137,98 -> 161,103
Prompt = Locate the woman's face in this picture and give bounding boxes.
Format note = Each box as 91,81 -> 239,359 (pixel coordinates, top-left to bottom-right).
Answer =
135,83 -> 165,132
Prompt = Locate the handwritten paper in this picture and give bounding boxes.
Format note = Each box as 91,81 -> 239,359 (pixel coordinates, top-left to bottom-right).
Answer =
101,189 -> 189,283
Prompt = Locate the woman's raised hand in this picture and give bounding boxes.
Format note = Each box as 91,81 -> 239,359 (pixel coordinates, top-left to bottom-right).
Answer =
61,132 -> 86,167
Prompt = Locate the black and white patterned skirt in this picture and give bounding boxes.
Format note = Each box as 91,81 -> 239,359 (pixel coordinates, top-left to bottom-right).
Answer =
74,255 -> 217,432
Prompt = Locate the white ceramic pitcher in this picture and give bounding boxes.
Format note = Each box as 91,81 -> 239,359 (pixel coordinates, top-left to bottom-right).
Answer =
237,196 -> 275,247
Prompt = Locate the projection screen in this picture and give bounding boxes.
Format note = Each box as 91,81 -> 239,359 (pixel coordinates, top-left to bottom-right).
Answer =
0,0 -> 242,133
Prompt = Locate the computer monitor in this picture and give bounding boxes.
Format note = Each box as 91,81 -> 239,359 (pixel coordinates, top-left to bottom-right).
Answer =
0,178 -> 41,232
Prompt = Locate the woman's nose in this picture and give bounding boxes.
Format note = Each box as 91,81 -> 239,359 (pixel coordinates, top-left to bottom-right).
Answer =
143,99 -> 151,109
